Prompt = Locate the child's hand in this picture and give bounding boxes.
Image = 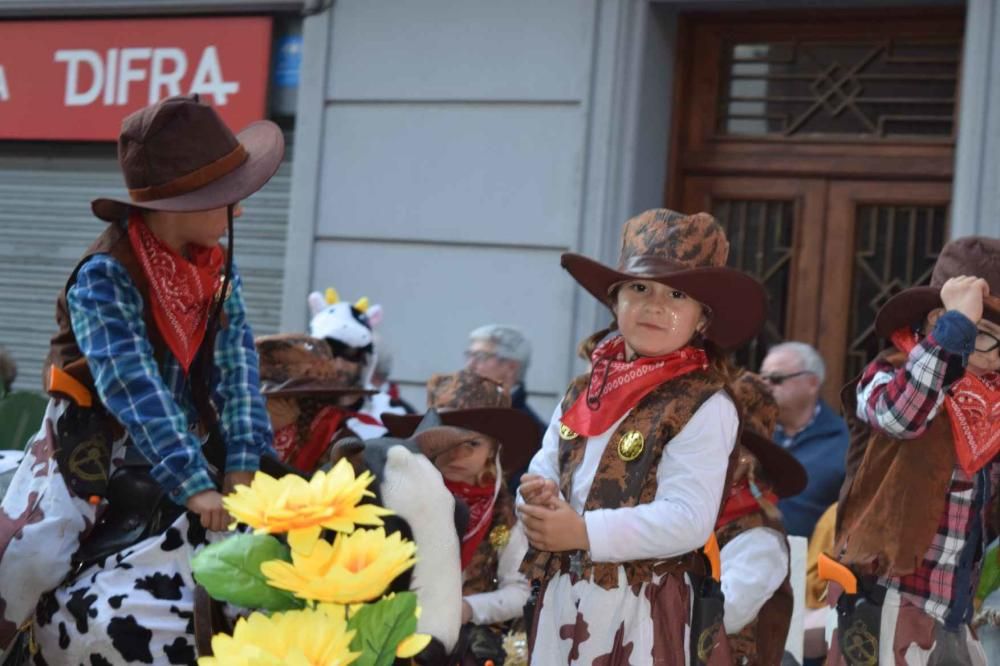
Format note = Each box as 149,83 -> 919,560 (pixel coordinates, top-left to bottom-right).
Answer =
519,498 -> 589,552
223,470 -> 255,495
519,474 -> 559,507
186,490 -> 231,532
941,276 -> 990,324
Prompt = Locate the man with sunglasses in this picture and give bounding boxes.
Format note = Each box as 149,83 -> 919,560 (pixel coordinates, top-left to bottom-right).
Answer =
828,236 -> 1000,664
760,341 -> 850,539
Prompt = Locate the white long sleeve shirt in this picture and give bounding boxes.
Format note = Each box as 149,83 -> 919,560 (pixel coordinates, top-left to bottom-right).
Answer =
520,390 -> 738,563
463,520 -> 531,625
719,526 -> 789,634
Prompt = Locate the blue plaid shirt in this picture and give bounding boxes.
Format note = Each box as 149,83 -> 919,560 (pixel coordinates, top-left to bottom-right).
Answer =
67,254 -> 274,506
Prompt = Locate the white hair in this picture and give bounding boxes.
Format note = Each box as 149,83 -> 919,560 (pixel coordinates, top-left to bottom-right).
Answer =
767,341 -> 826,384
468,324 -> 531,379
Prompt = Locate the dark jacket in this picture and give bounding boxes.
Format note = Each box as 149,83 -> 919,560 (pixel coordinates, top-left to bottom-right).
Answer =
776,399 -> 849,538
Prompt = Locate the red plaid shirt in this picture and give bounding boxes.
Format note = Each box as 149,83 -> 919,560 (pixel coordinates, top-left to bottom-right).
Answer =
857,320 -> 998,626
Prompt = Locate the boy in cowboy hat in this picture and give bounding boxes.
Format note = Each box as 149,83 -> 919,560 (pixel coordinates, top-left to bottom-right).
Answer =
718,372 -> 807,666
383,369 -> 536,664
0,95 -> 282,662
830,236 -> 1000,664
517,209 -> 766,665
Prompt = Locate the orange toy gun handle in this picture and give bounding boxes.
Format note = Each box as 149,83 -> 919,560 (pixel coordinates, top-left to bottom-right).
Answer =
817,553 -> 857,595
49,365 -> 93,408
704,533 -> 721,581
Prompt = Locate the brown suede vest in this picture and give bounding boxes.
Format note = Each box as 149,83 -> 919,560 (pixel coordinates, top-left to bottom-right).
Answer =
520,369 -> 728,590
45,222 -> 220,431
463,485 -> 517,599
834,350 -> 956,576
717,510 -> 793,666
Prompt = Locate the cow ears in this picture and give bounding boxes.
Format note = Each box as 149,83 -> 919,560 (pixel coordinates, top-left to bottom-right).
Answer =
307,291 -> 327,316
367,304 -> 383,327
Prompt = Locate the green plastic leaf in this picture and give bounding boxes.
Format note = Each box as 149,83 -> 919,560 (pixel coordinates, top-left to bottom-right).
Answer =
977,539 -> 1000,601
347,592 -> 420,666
191,533 -> 304,611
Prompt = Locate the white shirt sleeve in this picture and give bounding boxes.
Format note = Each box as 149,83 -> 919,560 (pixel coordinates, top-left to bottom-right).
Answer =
516,404 -> 564,507
720,526 -> 790,634
584,391 -> 739,563
464,521 -> 532,626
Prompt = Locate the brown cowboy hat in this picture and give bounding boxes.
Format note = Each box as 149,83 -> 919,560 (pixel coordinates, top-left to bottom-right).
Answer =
92,95 -> 284,223
730,372 -> 807,498
561,209 -> 766,350
875,236 -> 1000,339
381,369 -> 541,474
255,333 -> 375,400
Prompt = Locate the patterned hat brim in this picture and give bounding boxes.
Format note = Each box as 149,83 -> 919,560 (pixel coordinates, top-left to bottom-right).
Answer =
382,407 -> 541,474
560,253 -> 767,350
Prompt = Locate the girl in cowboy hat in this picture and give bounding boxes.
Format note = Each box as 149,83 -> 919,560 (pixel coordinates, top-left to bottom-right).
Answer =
0,95 -> 283,663
829,236 -> 1000,665
383,369 -> 537,665
517,209 -> 766,665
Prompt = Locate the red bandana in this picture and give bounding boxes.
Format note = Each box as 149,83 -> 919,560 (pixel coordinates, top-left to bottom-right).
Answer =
561,335 -> 709,437
127,215 -> 224,372
892,328 -> 1000,475
716,479 -> 779,529
289,406 -> 382,473
444,479 -> 497,570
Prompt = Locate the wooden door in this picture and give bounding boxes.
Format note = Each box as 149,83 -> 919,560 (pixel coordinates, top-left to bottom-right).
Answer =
669,9 -> 961,403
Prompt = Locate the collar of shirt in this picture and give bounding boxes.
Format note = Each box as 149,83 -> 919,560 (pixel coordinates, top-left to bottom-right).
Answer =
775,403 -> 821,448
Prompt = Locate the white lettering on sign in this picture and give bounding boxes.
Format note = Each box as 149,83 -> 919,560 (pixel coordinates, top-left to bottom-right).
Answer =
54,46 -> 239,107
0,65 -> 8,102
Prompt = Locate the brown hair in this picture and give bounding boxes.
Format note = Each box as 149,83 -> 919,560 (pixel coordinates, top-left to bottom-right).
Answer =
476,437 -> 501,487
0,347 -> 16,394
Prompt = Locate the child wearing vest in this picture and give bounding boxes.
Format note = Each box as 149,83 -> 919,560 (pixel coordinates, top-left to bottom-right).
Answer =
0,95 -> 282,663
518,209 -> 766,665
831,236 -> 1000,664
384,369 -> 536,665
717,372 -> 807,665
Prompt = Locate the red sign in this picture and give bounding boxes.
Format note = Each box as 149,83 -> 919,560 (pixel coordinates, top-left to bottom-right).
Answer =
0,17 -> 272,141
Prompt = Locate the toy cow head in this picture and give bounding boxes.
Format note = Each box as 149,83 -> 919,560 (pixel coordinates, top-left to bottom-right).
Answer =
307,288 -> 383,387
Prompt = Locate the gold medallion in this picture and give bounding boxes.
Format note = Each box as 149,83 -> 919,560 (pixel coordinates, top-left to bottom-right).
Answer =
489,525 -> 511,550
617,431 -> 644,461
842,620 -> 878,666
68,437 -> 109,483
696,621 -> 722,662
558,423 -> 578,441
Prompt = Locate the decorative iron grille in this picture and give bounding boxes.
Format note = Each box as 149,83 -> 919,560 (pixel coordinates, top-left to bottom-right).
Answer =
845,204 -> 947,379
719,39 -> 960,138
711,199 -> 794,371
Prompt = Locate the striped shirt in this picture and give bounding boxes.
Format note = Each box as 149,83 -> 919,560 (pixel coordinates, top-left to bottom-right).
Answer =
67,254 -> 274,506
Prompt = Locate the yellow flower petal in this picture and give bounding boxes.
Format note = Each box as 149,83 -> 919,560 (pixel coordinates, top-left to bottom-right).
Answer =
396,632 -> 432,658
262,528 -> 417,604
288,525 -> 322,556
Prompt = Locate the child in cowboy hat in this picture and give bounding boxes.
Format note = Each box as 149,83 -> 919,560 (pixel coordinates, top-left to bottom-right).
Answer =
517,209 -> 766,665
830,236 -> 1000,664
255,332 -> 383,473
383,369 -> 537,664
717,372 -> 807,666
0,95 -> 282,662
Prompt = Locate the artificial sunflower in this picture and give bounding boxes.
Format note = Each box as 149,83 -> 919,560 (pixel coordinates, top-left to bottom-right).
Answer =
261,528 -> 417,604
224,458 -> 392,553
198,606 -> 359,666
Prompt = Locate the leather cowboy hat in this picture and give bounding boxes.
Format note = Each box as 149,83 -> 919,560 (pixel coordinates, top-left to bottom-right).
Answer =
730,372 -> 807,498
561,209 -> 766,350
92,94 -> 284,222
875,236 -> 1000,338
381,369 -> 540,474
255,333 -> 375,400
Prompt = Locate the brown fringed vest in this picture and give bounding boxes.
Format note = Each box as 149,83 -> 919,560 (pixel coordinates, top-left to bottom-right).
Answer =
45,222 -> 221,430
520,369 -> 728,590
716,510 -> 793,666
463,485 -> 518,597
834,350 -> 956,576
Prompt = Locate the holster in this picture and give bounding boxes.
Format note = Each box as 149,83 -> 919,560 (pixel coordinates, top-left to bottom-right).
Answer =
689,572 -> 726,665
54,402 -> 114,501
835,576 -> 886,666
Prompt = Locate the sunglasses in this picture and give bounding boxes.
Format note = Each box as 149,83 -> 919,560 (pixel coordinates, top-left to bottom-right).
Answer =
761,370 -> 812,386
977,330 -> 1000,353
464,350 -> 499,365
